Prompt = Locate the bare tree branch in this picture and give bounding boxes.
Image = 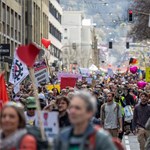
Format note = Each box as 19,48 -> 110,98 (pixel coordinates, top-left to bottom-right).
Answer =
129,0 -> 150,41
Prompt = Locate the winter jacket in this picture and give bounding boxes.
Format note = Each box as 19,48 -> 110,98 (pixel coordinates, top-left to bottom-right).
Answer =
54,123 -> 117,150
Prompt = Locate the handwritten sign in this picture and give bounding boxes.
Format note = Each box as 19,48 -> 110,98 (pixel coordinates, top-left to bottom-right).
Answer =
35,111 -> 59,141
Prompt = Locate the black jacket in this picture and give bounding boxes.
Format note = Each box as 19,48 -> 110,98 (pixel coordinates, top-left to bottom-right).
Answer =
59,112 -> 70,128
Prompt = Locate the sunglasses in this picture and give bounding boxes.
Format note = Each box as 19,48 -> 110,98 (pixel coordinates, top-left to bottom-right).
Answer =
27,108 -> 36,110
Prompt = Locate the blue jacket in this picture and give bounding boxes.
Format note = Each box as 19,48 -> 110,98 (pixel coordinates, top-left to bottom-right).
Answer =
54,123 -> 117,150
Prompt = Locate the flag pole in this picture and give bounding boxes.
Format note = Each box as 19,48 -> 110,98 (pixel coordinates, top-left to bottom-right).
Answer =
29,68 -> 46,140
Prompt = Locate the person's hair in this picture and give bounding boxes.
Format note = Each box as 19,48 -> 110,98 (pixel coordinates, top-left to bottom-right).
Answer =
107,92 -> 114,97
140,92 -> 148,98
72,91 -> 97,113
56,96 -> 70,106
0,103 -> 26,129
38,87 -> 42,93
52,88 -> 59,95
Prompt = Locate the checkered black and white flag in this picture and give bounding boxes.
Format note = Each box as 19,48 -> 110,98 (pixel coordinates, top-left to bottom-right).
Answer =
9,50 -> 29,94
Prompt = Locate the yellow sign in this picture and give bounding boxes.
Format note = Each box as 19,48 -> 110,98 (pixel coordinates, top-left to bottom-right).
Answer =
46,84 -> 60,92
146,67 -> 150,82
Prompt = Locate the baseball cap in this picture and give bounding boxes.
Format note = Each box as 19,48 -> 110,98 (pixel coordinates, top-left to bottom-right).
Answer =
26,97 -> 36,109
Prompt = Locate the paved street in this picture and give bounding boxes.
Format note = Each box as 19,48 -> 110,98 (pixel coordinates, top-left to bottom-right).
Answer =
123,134 -> 140,150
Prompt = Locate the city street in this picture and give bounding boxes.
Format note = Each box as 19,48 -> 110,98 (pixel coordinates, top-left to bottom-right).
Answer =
0,0 -> 150,150
123,135 -> 140,150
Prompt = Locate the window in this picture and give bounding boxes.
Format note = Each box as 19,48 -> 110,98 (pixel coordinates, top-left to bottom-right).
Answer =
11,27 -> 13,38
15,12 -> 17,30
2,22 -> 5,34
15,30 -> 17,40
49,2 -> 61,23
7,38 -> 10,44
18,15 -> 21,31
18,32 -> 21,42
7,24 -> 10,35
50,44 -> 61,59
2,3 -> 6,22
11,9 -> 14,27
7,6 -> 10,25
49,23 -> 61,42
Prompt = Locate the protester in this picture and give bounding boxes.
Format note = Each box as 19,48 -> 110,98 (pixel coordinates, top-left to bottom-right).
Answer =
114,94 -> 126,140
101,92 -> 123,138
0,102 -> 37,150
24,97 -> 37,126
54,91 -> 117,150
145,117 -> 150,150
133,92 -> 150,150
57,96 -> 70,128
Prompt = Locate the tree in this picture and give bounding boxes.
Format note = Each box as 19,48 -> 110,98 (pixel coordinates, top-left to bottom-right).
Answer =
129,0 -> 150,41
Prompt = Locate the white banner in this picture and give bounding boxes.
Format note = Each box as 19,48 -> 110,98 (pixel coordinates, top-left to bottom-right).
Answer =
34,61 -> 49,86
9,51 -> 29,93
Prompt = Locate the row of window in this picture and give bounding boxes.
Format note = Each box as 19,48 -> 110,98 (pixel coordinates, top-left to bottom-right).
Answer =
2,3 -> 21,31
49,23 -> 61,42
50,44 -> 61,59
49,2 -> 61,23
2,22 -> 21,42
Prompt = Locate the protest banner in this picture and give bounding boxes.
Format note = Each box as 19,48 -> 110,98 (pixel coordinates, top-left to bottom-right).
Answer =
35,111 -> 59,141
60,77 -> 77,89
34,60 -> 49,86
79,68 -> 90,77
146,67 -> 150,82
86,77 -> 93,84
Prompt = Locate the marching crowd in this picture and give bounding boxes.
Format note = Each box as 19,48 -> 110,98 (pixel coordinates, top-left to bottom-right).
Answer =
0,73 -> 150,150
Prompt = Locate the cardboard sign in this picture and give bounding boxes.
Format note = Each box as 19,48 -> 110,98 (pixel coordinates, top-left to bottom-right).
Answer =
34,61 -> 49,86
60,77 -> 77,89
146,67 -> 150,82
46,84 -> 60,92
35,111 -> 59,141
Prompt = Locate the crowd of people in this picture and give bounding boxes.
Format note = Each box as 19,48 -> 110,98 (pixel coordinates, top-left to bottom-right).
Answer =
0,73 -> 150,150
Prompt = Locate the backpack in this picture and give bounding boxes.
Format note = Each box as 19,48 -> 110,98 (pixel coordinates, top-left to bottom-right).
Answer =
19,126 -> 49,150
89,126 -> 125,150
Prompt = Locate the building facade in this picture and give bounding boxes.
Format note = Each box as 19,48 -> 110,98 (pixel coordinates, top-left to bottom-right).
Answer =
0,0 -> 22,57
62,11 -> 98,70
0,0 -> 62,73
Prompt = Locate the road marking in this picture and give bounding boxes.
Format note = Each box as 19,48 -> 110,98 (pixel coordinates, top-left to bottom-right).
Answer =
124,136 -> 131,150
124,136 -> 128,140
126,145 -> 131,150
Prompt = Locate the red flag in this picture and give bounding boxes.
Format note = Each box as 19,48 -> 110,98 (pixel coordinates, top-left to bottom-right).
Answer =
17,43 -> 40,67
0,73 -> 9,109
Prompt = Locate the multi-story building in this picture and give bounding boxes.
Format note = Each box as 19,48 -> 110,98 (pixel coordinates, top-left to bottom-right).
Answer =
62,11 -> 83,70
48,0 -> 62,64
62,11 -> 98,69
25,0 -> 62,65
0,0 -> 63,73
0,0 -> 22,57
